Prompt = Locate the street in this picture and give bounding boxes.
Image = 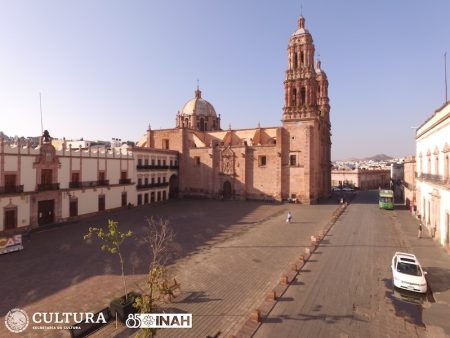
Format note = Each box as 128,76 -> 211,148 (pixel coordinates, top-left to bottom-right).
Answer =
254,191 -> 428,338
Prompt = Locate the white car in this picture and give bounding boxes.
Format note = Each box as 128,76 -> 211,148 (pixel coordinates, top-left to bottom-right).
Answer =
391,252 -> 427,293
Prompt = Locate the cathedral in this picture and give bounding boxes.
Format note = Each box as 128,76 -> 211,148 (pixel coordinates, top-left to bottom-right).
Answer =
137,16 -> 331,203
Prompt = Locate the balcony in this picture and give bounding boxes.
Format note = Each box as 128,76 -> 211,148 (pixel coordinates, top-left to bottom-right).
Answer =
69,180 -> 110,189
136,182 -> 169,190
136,164 -> 170,170
169,164 -> 179,169
37,183 -> 60,191
0,185 -> 24,195
119,178 -> 132,184
416,173 -> 449,187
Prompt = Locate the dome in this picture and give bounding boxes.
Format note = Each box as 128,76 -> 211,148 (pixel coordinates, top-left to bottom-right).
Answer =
180,88 -> 217,117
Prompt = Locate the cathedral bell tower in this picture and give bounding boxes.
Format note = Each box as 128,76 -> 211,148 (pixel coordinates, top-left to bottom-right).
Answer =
282,16 -> 329,121
281,16 -> 331,204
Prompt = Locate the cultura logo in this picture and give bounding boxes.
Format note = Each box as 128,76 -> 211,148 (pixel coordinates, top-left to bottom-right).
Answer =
5,308 -> 29,333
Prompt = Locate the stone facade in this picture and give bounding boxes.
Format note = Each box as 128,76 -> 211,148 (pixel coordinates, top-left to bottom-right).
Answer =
137,16 -> 331,204
403,156 -> 416,208
415,101 -> 450,250
0,135 -> 178,233
331,169 -> 390,190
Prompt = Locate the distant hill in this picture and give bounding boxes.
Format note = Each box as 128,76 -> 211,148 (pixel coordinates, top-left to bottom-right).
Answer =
363,154 -> 393,161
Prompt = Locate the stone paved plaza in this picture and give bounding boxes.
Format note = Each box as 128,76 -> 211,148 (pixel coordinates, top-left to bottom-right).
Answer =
0,199 -> 339,337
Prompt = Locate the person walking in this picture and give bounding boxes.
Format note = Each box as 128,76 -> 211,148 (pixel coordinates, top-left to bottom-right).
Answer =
418,222 -> 423,239
286,211 -> 292,223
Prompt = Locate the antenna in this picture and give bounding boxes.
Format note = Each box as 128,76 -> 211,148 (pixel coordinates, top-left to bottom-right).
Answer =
39,92 -> 43,135
445,52 -> 448,103
300,1 -> 303,16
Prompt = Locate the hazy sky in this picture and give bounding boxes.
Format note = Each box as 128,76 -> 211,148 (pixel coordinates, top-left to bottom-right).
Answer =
0,0 -> 449,160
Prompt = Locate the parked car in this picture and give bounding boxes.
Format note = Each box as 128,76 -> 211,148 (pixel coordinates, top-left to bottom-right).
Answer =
391,252 -> 427,293
342,187 -> 354,192
331,187 -> 341,192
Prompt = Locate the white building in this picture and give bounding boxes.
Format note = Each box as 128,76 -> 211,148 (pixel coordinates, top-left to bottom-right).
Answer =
0,133 -> 179,233
416,101 -> 450,251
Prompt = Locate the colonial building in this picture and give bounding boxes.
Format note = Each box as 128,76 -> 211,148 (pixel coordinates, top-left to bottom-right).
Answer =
415,101 -> 450,251
0,132 -> 178,233
331,169 -> 390,190
137,16 -> 331,203
403,156 -> 416,208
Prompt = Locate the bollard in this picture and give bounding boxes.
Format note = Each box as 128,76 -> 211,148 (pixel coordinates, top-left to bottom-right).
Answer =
290,262 -> 298,271
250,309 -> 261,322
265,290 -> 277,301
280,274 -> 289,285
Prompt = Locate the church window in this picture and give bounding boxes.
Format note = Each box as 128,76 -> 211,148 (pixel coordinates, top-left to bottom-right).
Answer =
290,155 -> 297,166
162,139 -> 169,149
300,51 -> 304,64
293,52 -> 298,69
200,118 -> 205,131
301,87 -> 306,104
137,158 -> 142,166
258,156 -> 267,167
194,156 -> 201,167
291,88 -> 297,106
184,118 -> 189,127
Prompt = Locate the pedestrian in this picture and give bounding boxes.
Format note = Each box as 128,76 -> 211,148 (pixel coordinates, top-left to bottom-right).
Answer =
286,211 -> 292,223
418,222 -> 422,239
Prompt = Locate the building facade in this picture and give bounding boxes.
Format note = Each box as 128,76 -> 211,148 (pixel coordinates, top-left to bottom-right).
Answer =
403,156 -> 416,208
0,134 -> 178,233
137,16 -> 331,203
415,101 -> 450,251
331,169 -> 390,190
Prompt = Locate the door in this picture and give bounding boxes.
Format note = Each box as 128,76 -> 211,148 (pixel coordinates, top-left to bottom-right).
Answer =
223,181 -> 232,199
98,195 -> 105,211
69,200 -> 78,217
169,175 -> 179,199
121,192 -> 127,207
38,200 -> 55,226
4,209 -> 17,230
144,193 -> 149,204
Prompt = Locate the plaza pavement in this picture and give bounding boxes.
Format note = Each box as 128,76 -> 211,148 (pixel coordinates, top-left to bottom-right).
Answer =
0,199 -> 338,338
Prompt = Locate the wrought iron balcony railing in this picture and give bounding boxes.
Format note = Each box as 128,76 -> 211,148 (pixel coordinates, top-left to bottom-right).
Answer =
136,182 -> 169,190
415,173 -> 449,187
0,185 -> 24,194
136,164 -> 170,170
37,183 -> 60,191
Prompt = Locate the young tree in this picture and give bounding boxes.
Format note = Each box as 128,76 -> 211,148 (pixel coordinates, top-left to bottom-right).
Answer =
134,217 -> 178,337
84,219 -> 133,302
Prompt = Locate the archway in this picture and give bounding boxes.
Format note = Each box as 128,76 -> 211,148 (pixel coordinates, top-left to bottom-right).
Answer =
223,181 -> 232,199
169,174 -> 179,199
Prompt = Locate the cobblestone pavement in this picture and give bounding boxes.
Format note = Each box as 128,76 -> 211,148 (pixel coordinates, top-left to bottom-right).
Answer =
254,191 -> 430,338
0,199 -> 338,338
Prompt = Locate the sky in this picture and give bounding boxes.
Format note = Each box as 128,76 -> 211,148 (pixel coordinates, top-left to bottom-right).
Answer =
0,0 -> 449,160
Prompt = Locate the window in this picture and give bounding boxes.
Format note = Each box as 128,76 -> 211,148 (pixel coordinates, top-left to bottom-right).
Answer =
157,159 -> 161,166
291,88 -> 297,106
163,191 -> 167,200
163,160 -> 166,166
259,156 -> 267,167
138,158 -> 142,166
41,169 -> 52,185
157,191 -> 161,201
194,156 -> 200,166
144,159 -> 148,165
163,139 -> 169,149
157,177 -> 161,184
290,155 -> 297,166
138,178 -> 142,186
137,194 -> 142,205
71,172 -> 80,183
5,174 -> 17,187
163,176 -> 166,183
144,193 -> 149,204
120,171 -> 127,180
151,177 -> 155,184
121,192 -> 127,207
301,87 -> 306,104
144,178 -> 148,185
152,159 -> 155,166
98,171 -> 106,181
293,52 -> 298,69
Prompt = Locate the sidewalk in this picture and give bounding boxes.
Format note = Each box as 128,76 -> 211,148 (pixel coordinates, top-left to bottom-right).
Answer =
396,208 -> 450,338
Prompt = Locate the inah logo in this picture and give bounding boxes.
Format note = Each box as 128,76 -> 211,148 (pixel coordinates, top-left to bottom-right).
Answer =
5,308 -> 29,333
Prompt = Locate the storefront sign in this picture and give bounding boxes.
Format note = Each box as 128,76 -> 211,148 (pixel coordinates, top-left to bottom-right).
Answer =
0,234 -> 23,255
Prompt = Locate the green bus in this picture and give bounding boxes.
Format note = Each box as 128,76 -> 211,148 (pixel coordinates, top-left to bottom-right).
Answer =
379,189 -> 394,210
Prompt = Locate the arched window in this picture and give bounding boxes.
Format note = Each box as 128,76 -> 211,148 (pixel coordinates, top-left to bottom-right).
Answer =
435,155 -> 439,175
301,87 -> 306,105
200,117 -> 205,131
293,52 -> 298,69
184,118 -> 189,128
291,88 -> 297,106
300,51 -> 305,65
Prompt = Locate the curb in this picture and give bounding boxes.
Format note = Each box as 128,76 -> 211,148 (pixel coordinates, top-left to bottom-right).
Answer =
231,202 -> 349,338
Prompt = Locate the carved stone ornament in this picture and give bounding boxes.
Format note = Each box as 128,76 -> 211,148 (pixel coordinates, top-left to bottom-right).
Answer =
220,147 -> 235,175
